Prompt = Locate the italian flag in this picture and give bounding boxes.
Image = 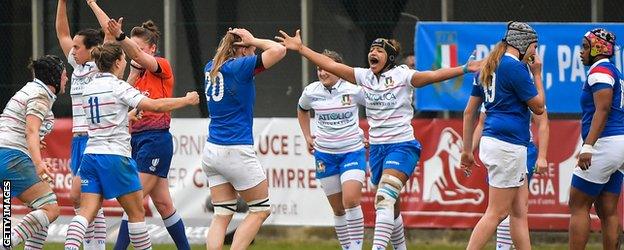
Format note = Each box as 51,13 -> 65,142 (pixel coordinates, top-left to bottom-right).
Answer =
436,44 -> 458,68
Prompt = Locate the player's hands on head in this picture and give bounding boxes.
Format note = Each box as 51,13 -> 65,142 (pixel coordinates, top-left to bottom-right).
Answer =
275,29 -> 303,51
185,91 -> 200,105
228,28 -> 255,47
107,17 -> 124,38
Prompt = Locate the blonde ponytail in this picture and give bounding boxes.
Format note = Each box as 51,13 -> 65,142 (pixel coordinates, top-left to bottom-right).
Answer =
209,32 -> 242,80
479,42 -> 507,88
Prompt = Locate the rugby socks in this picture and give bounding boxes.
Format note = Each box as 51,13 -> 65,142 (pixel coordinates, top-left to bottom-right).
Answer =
391,214 -> 407,250
163,211 -> 190,250
372,206 -> 394,250
345,206 -> 364,250
23,225 -> 48,250
84,208 -> 106,250
64,215 -> 88,250
334,214 -> 351,250
113,214 -> 131,250
11,210 -> 50,247
496,216 -> 513,250
128,221 -> 153,250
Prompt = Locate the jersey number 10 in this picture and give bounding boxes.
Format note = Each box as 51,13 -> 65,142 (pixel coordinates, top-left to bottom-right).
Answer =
88,96 -> 101,124
205,72 -> 225,102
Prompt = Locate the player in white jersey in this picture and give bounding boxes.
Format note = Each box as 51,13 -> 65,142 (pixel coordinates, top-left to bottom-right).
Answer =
472,105 -> 549,250
55,0 -> 111,247
63,43 -> 199,250
278,30 -> 481,250
0,56 -> 67,249
298,50 -> 366,250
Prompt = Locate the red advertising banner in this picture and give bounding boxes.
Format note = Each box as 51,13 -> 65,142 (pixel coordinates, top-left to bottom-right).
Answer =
20,118 -> 618,231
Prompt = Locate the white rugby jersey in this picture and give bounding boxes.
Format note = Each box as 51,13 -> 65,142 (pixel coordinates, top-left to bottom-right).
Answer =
0,79 -> 56,155
354,65 -> 417,144
68,49 -> 99,133
82,73 -> 146,157
298,79 -> 365,154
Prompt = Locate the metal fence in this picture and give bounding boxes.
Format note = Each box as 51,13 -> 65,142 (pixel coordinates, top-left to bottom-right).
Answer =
1,0 -> 622,118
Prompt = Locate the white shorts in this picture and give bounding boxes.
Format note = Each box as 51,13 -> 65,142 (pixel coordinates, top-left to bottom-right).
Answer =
318,169 -> 366,196
573,135 -> 624,184
479,136 -> 527,188
201,141 -> 266,191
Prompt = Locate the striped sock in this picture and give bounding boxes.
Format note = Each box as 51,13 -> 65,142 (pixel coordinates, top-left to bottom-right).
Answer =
391,214 -> 407,250
10,210 -> 49,247
64,215 -> 88,250
496,216 -> 513,250
128,221 -> 152,250
372,206 -> 394,250
23,225 -> 48,250
345,206 -> 364,250
334,214 -> 351,250
163,211 -> 190,250
85,208 -> 106,249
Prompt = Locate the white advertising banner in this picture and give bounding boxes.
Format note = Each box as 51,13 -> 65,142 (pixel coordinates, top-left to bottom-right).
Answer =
167,118 -> 334,226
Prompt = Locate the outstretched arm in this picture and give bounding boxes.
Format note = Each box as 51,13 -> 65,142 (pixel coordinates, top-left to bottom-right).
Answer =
277,29 -> 356,83
107,18 -> 160,72
137,91 -> 200,113
86,0 -> 114,42
55,0 -> 73,57
411,54 -> 481,88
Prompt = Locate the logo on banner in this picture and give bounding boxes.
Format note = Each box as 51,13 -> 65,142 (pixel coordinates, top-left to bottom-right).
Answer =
422,127 -> 485,205
432,32 -> 465,93
341,94 -> 352,106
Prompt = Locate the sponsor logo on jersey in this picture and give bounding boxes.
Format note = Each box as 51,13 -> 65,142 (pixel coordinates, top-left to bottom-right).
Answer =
317,112 -> 353,121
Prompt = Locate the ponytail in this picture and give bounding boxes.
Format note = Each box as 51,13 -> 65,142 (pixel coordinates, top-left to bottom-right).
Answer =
479,42 -> 507,88
91,43 -> 124,72
209,32 -> 242,80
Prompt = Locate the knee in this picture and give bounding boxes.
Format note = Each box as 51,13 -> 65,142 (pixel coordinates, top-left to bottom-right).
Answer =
126,204 -> 146,221
374,174 -> 404,211
247,198 -> 271,221
42,204 -> 60,222
341,195 -> 361,209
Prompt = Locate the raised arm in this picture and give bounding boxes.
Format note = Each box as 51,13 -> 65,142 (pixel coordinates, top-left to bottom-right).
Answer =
86,0 -> 115,42
107,18 -> 159,72
137,91 -> 200,113
55,0 -> 73,56
277,29 -> 356,83
411,54 -> 481,88
229,28 -> 286,69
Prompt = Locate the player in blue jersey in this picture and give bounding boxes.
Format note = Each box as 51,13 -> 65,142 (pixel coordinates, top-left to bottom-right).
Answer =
472,105 -> 549,250
461,22 -> 545,250
201,28 -> 286,250
278,30 -> 481,250
568,28 -> 624,250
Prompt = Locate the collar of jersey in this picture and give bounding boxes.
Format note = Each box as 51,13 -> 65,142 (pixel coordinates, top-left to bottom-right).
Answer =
589,58 -> 611,72
96,72 -> 117,79
504,52 -> 519,61
32,78 -> 56,100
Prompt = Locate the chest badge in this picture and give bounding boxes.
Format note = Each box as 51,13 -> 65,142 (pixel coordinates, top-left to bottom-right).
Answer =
341,94 -> 352,105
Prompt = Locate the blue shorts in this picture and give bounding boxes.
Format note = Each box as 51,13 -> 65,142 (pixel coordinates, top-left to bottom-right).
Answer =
79,154 -> 143,200
314,148 -> 366,179
526,142 -> 538,182
0,148 -> 40,197
70,135 -> 88,175
572,170 -> 624,197
131,129 -> 173,178
369,140 -> 422,186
